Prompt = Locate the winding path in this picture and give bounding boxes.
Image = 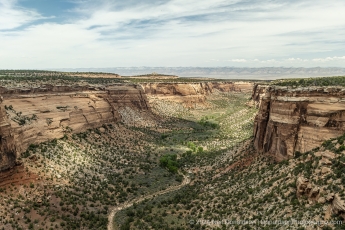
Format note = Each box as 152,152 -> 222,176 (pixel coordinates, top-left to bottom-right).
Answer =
107,174 -> 191,230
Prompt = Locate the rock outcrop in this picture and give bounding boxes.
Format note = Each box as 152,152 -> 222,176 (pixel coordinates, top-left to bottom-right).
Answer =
331,194 -> 345,216
253,85 -> 345,160
296,176 -> 320,202
251,84 -> 269,108
0,84 -> 150,172
141,82 -> 253,107
141,82 -> 253,96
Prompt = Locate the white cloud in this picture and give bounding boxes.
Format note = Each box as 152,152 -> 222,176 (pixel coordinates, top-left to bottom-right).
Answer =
0,0 -> 43,30
230,59 -> 247,63
287,58 -> 308,62
312,56 -> 345,62
260,59 -> 278,63
0,0 -> 345,68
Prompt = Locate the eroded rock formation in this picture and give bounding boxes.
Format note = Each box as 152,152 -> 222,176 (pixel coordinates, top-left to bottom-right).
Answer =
141,82 -> 253,107
141,82 -> 253,96
0,84 -> 150,172
253,85 -> 345,160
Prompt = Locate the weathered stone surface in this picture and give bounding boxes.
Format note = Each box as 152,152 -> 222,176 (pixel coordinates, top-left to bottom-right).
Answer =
253,85 -> 345,160
321,150 -> 336,159
326,193 -> 335,202
296,176 -> 321,202
141,82 -> 253,96
0,84 -> 150,172
318,197 -> 326,204
296,177 -> 310,198
141,82 -> 253,108
251,84 -> 269,108
320,157 -> 332,165
332,194 -> 345,214
321,167 -> 331,174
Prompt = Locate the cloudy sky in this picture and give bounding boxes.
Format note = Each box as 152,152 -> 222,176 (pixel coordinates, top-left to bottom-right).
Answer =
1,0 -> 345,69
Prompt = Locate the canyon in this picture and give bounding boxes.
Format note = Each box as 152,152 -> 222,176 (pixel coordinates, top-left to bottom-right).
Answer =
1,72 -> 345,229
2,79 -> 345,173
141,81 -> 253,106
140,82 -> 253,95
253,84 -> 345,161
0,84 -> 150,172
0,80 -> 254,173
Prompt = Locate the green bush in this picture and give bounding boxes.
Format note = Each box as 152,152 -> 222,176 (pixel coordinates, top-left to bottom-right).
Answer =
159,154 -> 179,174
198,117 -> 219,129
187,142 -> 196,152
294,151 -> 302,158
322,139 -> 334,150
161,134 -> 168,139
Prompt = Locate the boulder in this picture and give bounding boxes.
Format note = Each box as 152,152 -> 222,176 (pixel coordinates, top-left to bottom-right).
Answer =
321,150 -> 336,160
321,167 -> 331,174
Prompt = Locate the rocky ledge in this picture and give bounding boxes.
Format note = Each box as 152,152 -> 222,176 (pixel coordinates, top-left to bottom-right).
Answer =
141,81 -> 253,96
253,85 -> 345,161
0,84 -> 150,172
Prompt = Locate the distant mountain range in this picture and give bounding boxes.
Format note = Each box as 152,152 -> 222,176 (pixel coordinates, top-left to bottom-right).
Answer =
52,67 -> 345,80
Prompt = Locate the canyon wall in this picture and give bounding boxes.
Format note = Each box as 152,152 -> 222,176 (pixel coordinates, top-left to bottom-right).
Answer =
253,85 -> 345,161
141,82 -> 253,107
0,81 -> 254,172
0,84 -> 150,172
141,82 -> 253,96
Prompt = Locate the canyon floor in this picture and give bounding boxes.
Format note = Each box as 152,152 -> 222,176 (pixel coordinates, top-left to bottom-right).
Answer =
0,71 -> 344,230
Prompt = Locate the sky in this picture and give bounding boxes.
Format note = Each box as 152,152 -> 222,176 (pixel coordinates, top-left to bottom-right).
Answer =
1,0 -> 345,69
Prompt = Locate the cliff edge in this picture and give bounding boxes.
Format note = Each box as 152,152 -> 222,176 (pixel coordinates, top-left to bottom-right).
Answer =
253,85 -> 345,161
0,84 -> 150,172
141,82 -> 253,95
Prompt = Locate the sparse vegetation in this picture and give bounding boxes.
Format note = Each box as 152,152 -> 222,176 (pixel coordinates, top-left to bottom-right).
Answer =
4,105 -> 38,126
272,75 -> 345,87
1,71 -> 344,230
159,154 -> 179,174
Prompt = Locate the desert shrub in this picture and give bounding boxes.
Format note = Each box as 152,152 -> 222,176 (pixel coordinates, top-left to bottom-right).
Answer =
336,145 -> 345,154
187,142 -> 196,152
198,117 -> 219,129
294,151 -> 302,158
322,139 -> 334,150
159,154 -> 179,174
161,134 -> 168,140
273,76 -> 345,87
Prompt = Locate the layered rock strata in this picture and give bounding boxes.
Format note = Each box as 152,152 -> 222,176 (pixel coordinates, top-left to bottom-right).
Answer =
253,85 -> 345,160
141,82 -> 253,96
0,84 -> 149,172
141,82 -> 253,107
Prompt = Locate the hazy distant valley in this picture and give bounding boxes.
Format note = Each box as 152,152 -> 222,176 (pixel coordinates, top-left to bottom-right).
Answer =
53,67 -> 345,80
0,71 -> 345,230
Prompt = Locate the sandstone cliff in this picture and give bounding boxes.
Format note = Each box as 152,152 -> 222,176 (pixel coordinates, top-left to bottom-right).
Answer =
141,82 -> 253,107
141,82 -> 253,96
253,85 -> 345,160
0,84 -> 150,172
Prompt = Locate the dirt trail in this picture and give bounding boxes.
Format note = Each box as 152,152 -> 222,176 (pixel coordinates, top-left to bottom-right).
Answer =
107,174 -> 191,230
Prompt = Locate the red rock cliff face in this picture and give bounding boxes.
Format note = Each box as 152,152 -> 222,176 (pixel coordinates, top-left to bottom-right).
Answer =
0,84 -> 150,172
253,85 -> 345,161
140,82 -> 253,108
140,82 -> 253,96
